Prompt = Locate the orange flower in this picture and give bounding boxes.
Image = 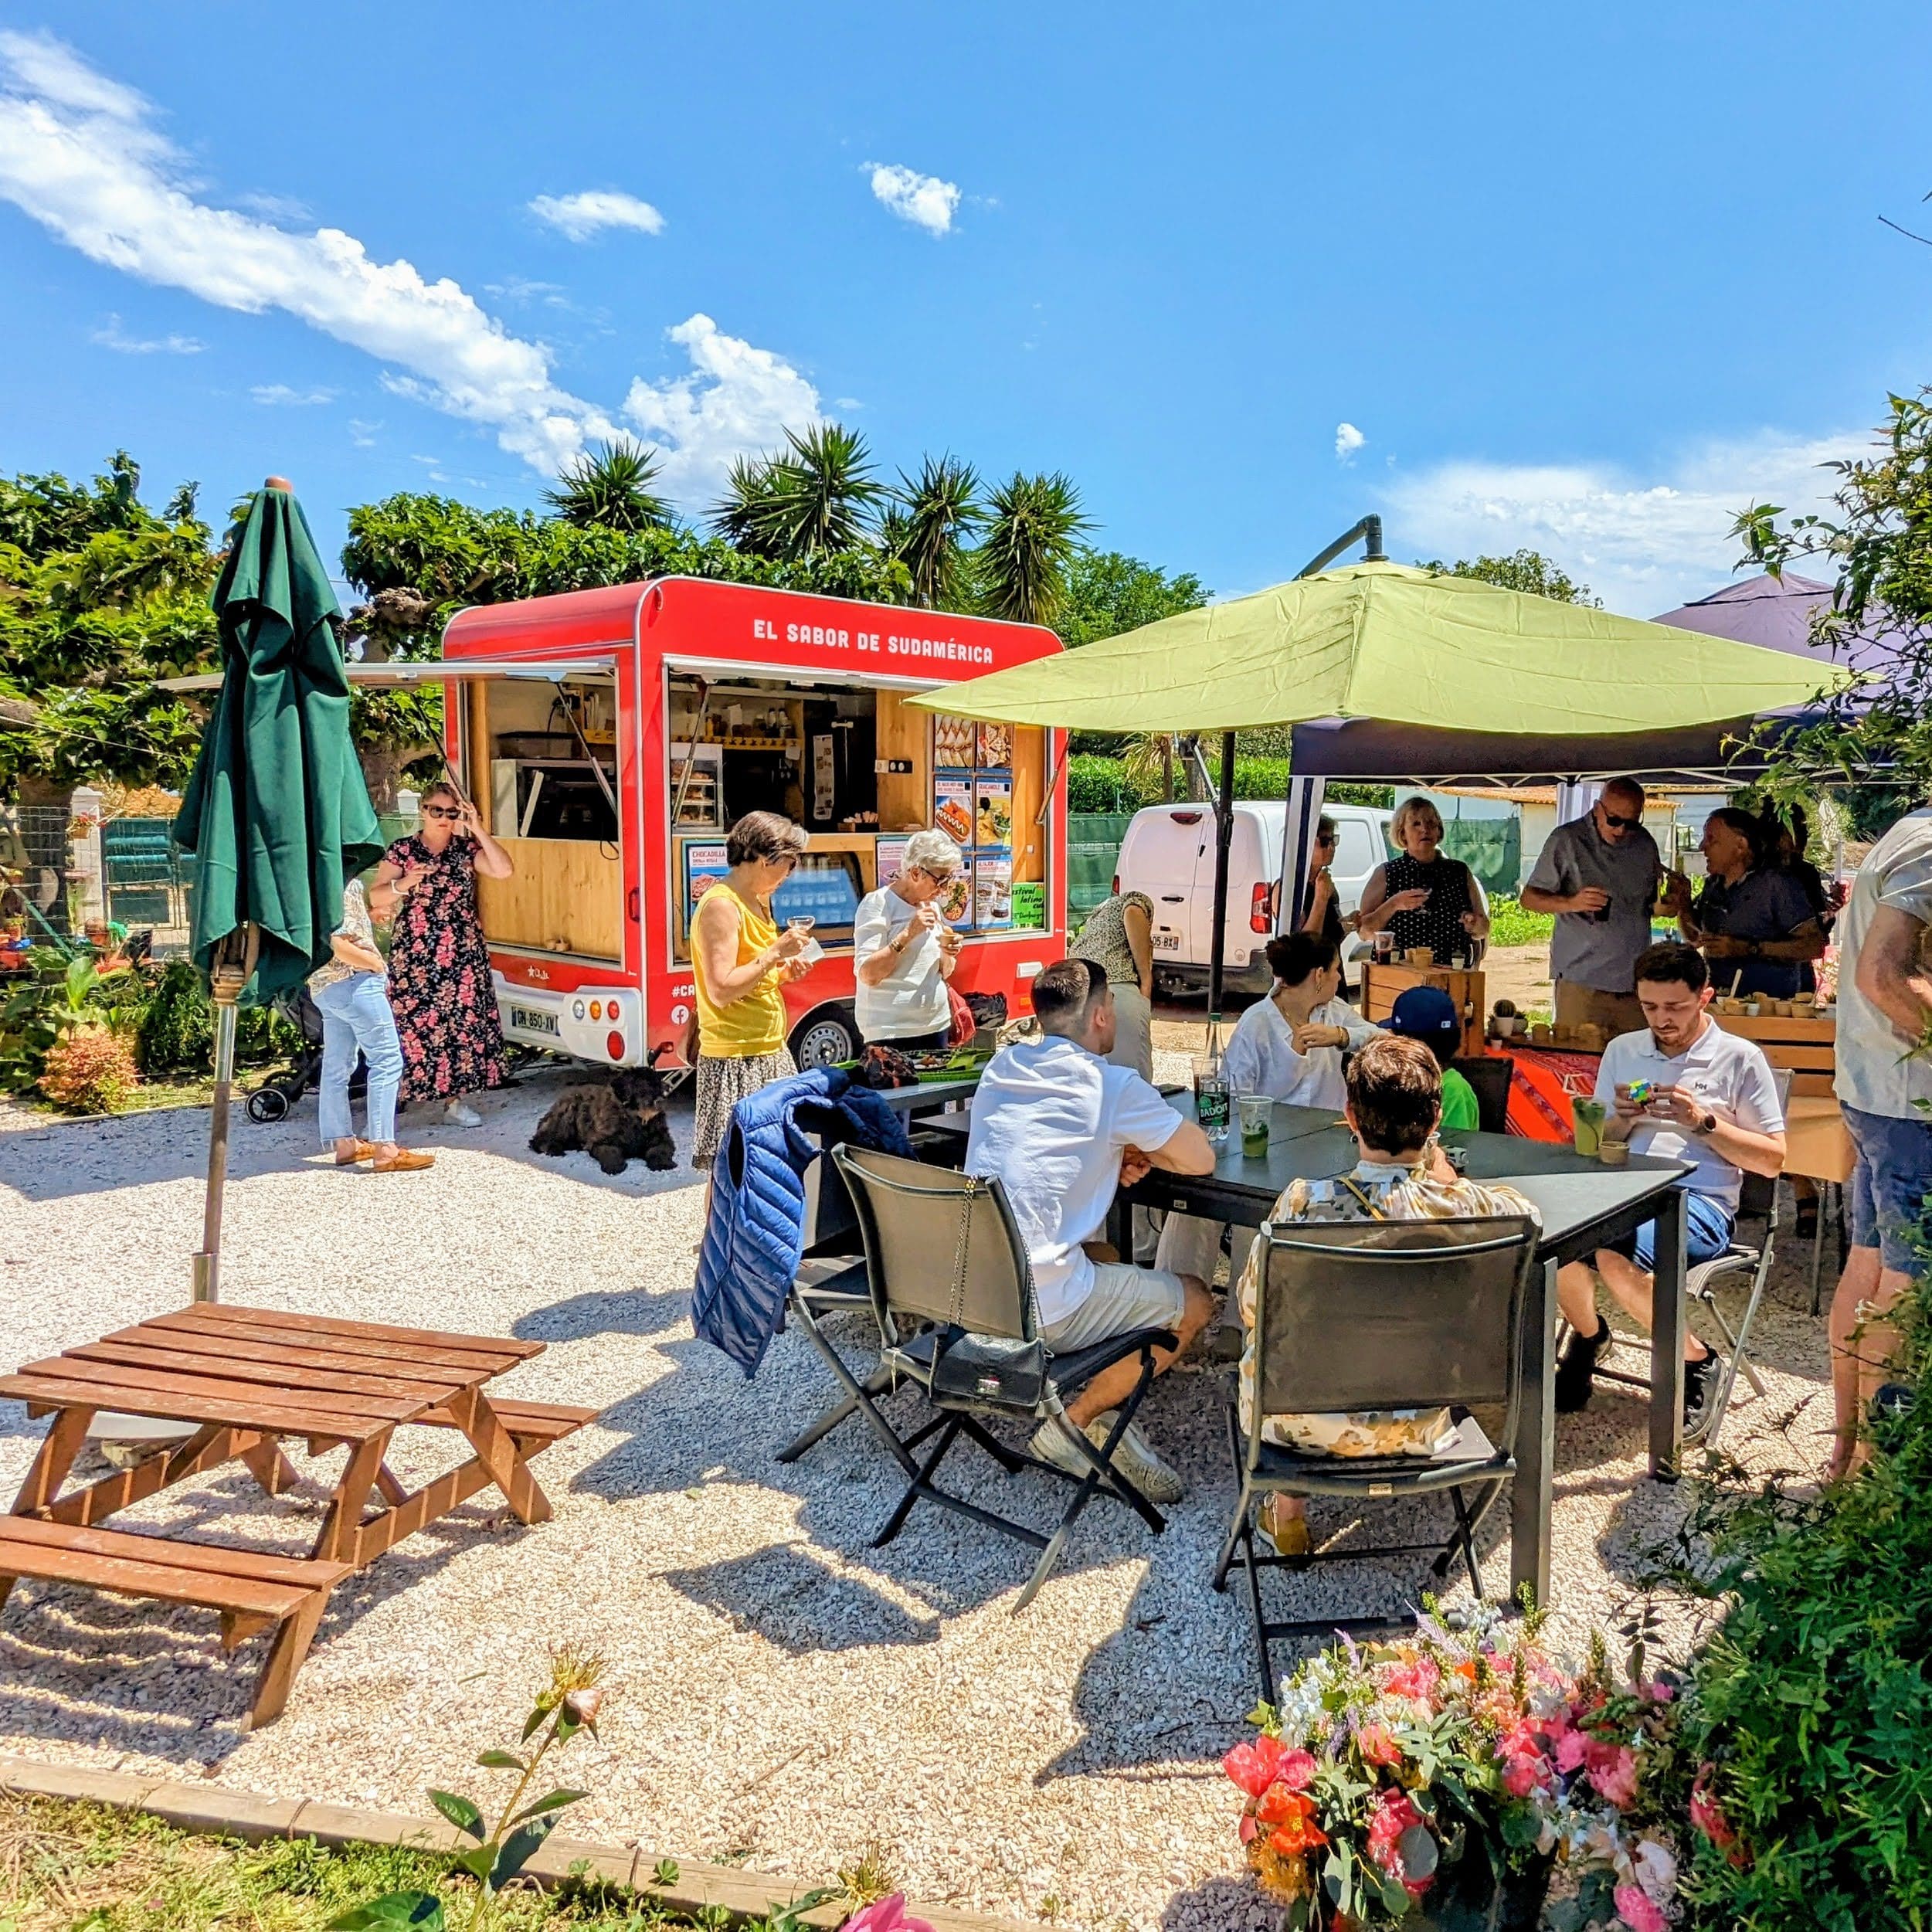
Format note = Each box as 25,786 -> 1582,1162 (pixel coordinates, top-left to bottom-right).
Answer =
1259,1788 -> 1327,1857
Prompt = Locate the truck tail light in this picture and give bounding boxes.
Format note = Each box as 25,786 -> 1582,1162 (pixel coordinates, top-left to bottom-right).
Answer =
606,1030 -> 624,1060
1250,883 -> 1272,933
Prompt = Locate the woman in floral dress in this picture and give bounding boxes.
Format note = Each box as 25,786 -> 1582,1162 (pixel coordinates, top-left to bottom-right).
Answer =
372,782 -> 514,1126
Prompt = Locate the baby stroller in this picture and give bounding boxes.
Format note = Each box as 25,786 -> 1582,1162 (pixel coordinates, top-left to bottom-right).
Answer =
246,984 -> 365,1123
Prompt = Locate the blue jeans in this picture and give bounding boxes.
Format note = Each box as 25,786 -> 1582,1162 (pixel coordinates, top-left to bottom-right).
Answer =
313,973 -> 402,1148
1627,1189 -> 1734,1274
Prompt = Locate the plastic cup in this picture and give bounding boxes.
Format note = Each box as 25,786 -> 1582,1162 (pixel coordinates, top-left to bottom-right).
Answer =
1572,1098 -> 1607,1158
1598,1139 -> 1630,1167
1238,1093 -> 1272,1158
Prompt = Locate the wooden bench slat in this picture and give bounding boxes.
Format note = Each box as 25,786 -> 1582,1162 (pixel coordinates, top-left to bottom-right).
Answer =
147,1309 -> 519,1376
0,1546 -> 316,1619
164,1303 -> 543,1360
0,1516 -> 346,1587
63,1343 -> 436,1406
11,1356 -> 426,1426
417,1399 -> 597,1440
0,1373 -> 375,1443
98,1324 -> 479,1390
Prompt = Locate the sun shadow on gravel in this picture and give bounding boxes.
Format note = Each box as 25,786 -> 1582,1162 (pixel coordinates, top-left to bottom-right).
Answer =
1158,1873 -> 1280,1932
662,1542 -> 941,1651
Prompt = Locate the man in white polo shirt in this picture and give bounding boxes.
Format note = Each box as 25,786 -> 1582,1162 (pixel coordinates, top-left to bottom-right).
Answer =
966,956 -> 1216,1502
1554,941 -> 1786,1428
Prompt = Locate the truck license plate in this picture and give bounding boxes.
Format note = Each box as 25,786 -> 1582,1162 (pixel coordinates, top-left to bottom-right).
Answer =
510,1005 -> 559,1037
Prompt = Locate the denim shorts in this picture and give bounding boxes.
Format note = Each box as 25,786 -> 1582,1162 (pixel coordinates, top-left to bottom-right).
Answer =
1618,1188 -> 1735,1274
1844,1103 -> 1932,1275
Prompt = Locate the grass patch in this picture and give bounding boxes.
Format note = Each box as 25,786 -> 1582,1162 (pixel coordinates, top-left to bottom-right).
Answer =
0,1792 -> 708,1932
1485,895 -> 1554,948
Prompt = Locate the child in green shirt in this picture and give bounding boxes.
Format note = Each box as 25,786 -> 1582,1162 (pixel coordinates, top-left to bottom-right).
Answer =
1384,985 -> 1482,1131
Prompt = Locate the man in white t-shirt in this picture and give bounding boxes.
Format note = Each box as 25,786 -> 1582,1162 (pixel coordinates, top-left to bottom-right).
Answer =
966,956 -> 1216,1501
1827,804 -> 1932,1478
1554,942 -> 1785,1429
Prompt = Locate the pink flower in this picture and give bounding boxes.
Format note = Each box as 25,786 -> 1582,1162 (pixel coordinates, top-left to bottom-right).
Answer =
1614,1883 -> 1667,1932
1502,1752 -> 1549,1798
1356,1722 -> 1403,1767
844,1898 -> 936,1932
1690,1769 -> 1747,1867
1382,1659 -> 1441,1702
1366,1788 -> 1433,1896
1585,1740 -> 1641,1809
1274,1747 -> 1319,1793
1222,1733 -> 1288,1798
1554,1729 -> 1589,1774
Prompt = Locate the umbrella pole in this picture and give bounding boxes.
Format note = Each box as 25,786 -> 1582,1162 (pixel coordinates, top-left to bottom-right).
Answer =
1207,729 -> 1237,1035
192,925 -> 257,1304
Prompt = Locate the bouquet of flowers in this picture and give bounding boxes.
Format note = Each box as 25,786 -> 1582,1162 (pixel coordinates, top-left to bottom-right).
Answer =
1223,1608 -> 1686,1931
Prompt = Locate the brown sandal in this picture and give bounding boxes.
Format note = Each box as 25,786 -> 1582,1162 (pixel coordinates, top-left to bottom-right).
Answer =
334,1140 -> 375,1166
372,1148 -> 435,1173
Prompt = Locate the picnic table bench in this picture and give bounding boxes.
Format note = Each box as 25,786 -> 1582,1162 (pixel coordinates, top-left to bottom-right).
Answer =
0,1302 -> 596,1723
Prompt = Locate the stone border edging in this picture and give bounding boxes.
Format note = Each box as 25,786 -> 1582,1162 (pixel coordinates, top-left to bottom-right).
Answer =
0,1754 -> 1044,1932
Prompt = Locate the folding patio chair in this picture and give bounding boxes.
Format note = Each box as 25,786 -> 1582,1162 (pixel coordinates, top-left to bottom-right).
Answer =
1212,1214 -> 1539,1701
830,1143 -> 1179,1611
1582,1068 -> 1791,1447
1450,1054 -> 1513,1135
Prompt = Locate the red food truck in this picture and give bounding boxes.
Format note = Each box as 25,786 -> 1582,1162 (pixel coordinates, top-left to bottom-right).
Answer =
412,578 -> 1068,1072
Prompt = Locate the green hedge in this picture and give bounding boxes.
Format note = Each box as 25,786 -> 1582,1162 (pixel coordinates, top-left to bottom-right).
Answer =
1066,754 -> 1394,815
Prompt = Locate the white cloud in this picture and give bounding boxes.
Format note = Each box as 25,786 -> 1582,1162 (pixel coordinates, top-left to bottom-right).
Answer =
867,162 -> 960,236
0,34 -> 815,495
252,382 -> 334,405
1335,421 -> 1365,462
623,314 -> 822,501
348,417 -> 380,447
1380,430 -> 1867,613
91,311 -> 200,353
528,189 -> 664,242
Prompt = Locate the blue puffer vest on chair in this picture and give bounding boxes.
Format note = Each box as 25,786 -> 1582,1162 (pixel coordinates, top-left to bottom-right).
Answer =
691,1067 -> 913,1377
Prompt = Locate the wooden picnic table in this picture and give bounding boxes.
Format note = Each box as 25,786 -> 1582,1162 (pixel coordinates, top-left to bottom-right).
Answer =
2,1302 -> 586,1568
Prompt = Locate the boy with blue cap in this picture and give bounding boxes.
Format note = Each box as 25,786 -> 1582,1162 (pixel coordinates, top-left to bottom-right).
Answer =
1383,984 -> 1481,1132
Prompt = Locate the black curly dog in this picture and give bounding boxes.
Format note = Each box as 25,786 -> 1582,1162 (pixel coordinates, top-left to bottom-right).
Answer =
528,1063 -> 677,1175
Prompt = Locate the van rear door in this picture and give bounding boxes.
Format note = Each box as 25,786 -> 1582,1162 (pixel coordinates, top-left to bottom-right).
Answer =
1119,807 -> 1209,962
1205,803 -> 1283,976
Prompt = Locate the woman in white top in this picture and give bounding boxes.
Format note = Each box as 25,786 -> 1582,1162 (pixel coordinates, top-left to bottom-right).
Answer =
1156,929 -> 1382,1283
1221,931 -> 1382,1109
851,827 -> 965,1049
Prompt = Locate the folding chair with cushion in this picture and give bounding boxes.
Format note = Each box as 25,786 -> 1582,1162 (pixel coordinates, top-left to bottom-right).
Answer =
1584,1069 -> 1791,1447
1450,1054 -> 1513,1136
831,1143 -> 1179,1611
1214,1215 -> 1539,1701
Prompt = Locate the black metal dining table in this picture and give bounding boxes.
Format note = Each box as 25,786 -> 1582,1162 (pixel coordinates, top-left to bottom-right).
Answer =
1098,1098 -> 1689,1606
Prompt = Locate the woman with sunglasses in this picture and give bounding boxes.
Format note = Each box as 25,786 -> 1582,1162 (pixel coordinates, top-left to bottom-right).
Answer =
688,810 -> 813,1170
1299,814 -> 1354,995
853,827 -> 965,1051
372,780 -> 514,1128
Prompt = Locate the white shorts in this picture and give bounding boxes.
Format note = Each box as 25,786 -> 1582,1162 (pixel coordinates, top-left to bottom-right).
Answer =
1044,1261 -> 1187,1352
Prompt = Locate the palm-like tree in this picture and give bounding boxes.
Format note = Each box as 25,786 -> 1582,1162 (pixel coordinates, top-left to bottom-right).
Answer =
545,438 -> 672,532
757,423 -> 886,558
709,455 -> 788,558
975,471 -> 1091,626
892,454 -> 984,609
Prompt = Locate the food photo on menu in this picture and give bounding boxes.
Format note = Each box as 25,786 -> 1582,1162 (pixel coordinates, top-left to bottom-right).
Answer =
934,772 -> 974,847
933,713 -> 977,767
975,772 -> 1013,846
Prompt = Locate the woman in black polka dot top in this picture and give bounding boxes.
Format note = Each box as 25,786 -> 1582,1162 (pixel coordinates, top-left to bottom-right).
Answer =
1357,796 -> 1490,963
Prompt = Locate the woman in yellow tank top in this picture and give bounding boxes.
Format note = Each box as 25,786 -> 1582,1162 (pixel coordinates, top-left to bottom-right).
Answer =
689,810 -> 813,1169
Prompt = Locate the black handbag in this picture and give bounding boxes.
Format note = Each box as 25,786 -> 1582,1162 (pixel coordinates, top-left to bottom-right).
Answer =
925,1176 -> 1048,1410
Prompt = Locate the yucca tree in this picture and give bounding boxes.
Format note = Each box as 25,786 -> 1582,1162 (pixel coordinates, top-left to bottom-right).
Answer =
975,470 -> 1091,627
709,454 -> 788,558
545,438 -> 672,532
754,422 -> 886,558
892,454 -> 984,609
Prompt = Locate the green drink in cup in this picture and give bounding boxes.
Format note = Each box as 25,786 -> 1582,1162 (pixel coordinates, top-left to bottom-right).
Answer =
1238,1093 -> 1272,1158
1572,1097 -> 1607,1158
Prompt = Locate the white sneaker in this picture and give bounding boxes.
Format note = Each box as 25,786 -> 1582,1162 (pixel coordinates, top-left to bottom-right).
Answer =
1027,1414 -> 1183,1505
443,1099 -> 483,1127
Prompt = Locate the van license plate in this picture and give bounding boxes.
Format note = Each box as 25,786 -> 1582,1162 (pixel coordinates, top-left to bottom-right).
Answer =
511,1005 -> 559,1037
1152,932 -> 1180,952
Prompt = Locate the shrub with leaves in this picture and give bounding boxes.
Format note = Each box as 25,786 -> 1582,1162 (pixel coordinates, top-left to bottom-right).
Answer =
37,1023 -> 139,1112
134,957 -> 214,1072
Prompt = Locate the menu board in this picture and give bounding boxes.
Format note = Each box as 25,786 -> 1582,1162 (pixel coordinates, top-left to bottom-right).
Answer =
932,713 -> 977,767
1010,881 -> 1046,931
935,863 -> 974,929
973,848 -> 1013,931
933,772 -> 974,848
973,772 -> 1014,847
977,721 -> 1014,766
875,835 -> 909,890
683,840 -> 731,915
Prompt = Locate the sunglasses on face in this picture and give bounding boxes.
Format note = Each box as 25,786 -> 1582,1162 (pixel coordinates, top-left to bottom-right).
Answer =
1600,809 -> 1640,830
1316,834 -> 1336,848
423,805 -> 461,820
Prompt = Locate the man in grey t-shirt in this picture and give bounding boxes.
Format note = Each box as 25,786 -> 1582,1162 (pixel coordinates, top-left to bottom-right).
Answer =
1521,779 -> 1664,1038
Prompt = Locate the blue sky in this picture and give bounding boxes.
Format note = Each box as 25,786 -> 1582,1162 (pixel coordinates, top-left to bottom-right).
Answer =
2,3 -> 1927,613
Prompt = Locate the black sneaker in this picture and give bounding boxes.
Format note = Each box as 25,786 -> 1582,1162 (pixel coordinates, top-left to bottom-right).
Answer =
1682,1354 -> 1720,1432
1554,1319 -> 1609,1413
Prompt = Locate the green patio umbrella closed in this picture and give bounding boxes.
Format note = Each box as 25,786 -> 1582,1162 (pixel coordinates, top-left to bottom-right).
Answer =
172,480 -> 382,1300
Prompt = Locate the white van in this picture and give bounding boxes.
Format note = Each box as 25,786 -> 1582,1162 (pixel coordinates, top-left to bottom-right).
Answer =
1113,800 -> 1393,997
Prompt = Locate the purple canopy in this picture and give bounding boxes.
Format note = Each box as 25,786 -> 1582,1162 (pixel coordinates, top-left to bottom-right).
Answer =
1653,572 -> 1895,678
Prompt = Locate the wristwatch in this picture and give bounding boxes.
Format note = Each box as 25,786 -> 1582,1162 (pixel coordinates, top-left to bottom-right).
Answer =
1693,1109 -> 1717,1136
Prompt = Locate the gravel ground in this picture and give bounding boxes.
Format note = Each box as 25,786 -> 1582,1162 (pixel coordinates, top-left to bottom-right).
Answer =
0,1060 -> 1835,1931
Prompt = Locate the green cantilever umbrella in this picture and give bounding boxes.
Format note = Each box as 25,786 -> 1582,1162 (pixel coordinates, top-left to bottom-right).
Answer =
172,477 -> 383,1301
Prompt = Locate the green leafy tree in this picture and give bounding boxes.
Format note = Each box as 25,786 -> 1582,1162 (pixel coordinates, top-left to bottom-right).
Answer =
1418,547 -> 1599,606
1058,547 -> 1208,648
542,437 -> 672,533
891,454 -> 985,608
1736,388 -> 1932,799
975,470 -> 1091,626
0,453 -> 220,794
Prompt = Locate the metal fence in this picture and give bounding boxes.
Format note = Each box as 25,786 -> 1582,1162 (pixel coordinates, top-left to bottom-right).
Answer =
102,817 -> 194,949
